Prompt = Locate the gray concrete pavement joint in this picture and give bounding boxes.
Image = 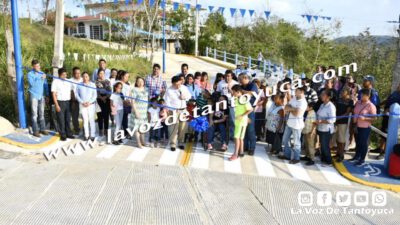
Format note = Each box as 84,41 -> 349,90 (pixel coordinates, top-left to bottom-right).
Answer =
83,166 -> 116,225
247,187 -> 282,225
183,167 -> 215,225
104,162 -> 135,225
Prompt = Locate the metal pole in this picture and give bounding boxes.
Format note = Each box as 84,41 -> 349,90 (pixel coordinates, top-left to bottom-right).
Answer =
52,0 -> 64,76
162,0 -> 166,73
11,0 -> 26,128
194,0 -> 199,56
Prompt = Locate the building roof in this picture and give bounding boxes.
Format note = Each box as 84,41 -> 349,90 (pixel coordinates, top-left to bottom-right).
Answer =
65,11 -> 135,22
65,15 -> 102,22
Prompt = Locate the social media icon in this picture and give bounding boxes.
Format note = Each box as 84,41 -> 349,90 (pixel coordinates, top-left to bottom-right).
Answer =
336,191 -> 351,206
317,191 -> 332,206
372,191 -> 387,207
298,191 -> 313,206
354,191 -> 369,207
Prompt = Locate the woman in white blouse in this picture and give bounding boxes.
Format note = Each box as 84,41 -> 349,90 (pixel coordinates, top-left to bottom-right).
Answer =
314,89 -> 336,166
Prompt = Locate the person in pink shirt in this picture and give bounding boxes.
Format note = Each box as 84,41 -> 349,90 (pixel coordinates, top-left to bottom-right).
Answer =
199,72 -> 212,91
349,89 -> 377,166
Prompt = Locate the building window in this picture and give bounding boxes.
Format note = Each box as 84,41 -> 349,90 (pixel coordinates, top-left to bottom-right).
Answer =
90,25 -> 103,40
78,22 -> 85,34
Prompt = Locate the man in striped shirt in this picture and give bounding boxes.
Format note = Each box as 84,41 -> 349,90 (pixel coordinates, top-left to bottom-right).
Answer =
302,78 -> 318,104
145,64 -> 167,99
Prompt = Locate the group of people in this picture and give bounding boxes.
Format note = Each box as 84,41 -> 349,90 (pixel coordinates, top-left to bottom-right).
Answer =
27,59 -> 400,166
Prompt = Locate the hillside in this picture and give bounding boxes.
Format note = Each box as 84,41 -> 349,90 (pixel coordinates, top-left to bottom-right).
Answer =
0,18 -> 152,123
334,35 -> 397,48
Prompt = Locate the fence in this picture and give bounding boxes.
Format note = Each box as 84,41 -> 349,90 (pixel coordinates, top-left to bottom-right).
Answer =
204,47 -> 296,77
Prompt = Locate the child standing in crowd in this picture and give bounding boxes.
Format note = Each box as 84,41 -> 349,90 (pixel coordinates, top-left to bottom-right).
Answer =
301,103 -> 317,165
207,95 -> 229,151
265,93 -> 285,154
230,85 -> 253,161
110,68 -> 118,86
148,97 -> 160,147
199,72 -> 212,91
265,93 -> 285,155
194,72 -> 202,86
253,79 -> 267,141
158,99 -> 169,144
110,82 -> 124,145
350,89 -> 377,166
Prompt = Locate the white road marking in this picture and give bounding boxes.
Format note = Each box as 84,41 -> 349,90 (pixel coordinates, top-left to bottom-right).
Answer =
316,164 -> 352,185
190,142 -> 209,170
126,147 -> 150,162
224,142 -> 242,174
158,143 -> 180,165
285,160 -> 312,182
254,145 -> 276,177
96,145 -> 122,159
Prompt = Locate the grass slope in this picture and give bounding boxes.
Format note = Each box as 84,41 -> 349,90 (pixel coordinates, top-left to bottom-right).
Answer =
0,18 -> 151,123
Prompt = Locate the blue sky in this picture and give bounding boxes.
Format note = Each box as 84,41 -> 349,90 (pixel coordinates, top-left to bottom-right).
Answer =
19,0 -> 400,37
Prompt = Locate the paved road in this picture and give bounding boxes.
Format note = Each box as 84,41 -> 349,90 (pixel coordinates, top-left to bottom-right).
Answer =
40,138 -> 356,187
0,143 -> 399,225
1,46 -> 400,224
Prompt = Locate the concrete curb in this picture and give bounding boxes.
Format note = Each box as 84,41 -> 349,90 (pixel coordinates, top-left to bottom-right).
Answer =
334,161 -> 400,193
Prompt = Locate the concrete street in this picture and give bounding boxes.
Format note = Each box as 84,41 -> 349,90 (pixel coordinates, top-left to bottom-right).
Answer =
0,49 -> 399,225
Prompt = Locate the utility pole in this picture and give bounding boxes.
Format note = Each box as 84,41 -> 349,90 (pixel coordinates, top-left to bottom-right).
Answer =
52,0 -> 64,76
194,0 -> 199,56
392,14 -> 400,92
10,0 -> 27,128
162,0 -> 166,73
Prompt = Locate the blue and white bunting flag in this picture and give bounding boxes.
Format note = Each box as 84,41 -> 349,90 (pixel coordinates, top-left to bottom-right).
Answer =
264,11 -> 271,19
173,2 -> 179,11
185,3 -> 191,10
230,8 -> 236,17
239,9 -> 246,17
249,9 -> 255,17
305,14 -> 312,23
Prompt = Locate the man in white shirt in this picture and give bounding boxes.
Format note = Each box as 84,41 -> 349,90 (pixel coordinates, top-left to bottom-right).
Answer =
92,59 -> 111,81
279,87 -> 308,164
70,67 -> 83,135
52,68 -> 75,141
164,76 -> 191,151
216,70 -> 239,139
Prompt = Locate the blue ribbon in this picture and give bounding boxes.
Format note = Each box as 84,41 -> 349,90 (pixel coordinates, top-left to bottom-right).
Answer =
189,116 -> 209,132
